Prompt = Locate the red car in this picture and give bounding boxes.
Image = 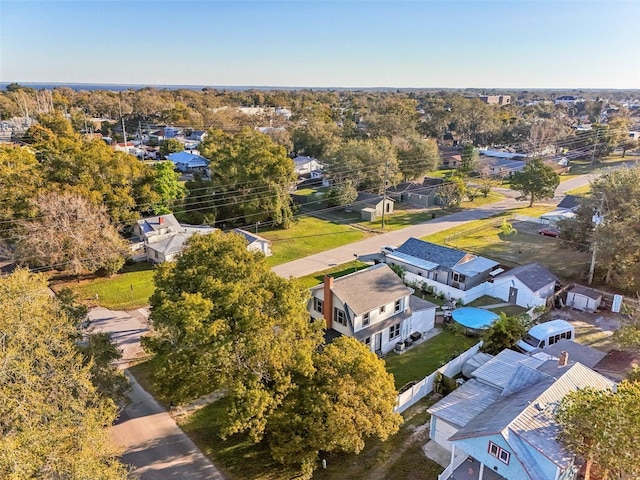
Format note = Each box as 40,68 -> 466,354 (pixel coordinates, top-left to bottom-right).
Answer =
538,227 -> 560,237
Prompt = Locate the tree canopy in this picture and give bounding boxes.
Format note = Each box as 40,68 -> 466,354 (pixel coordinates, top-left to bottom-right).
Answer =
559,166 -> 640,293
509,158 -> 559,207
143,233 -> 401,476
556,381 -> 640,480
481,313 -> 529,355
199,127 -> 297,228
0,270 -> 128,479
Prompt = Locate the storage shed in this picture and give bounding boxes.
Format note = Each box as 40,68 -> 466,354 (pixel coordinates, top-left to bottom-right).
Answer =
566,285 -> 603,312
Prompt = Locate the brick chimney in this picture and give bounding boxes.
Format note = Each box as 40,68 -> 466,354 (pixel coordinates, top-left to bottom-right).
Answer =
323,275 -> 334,329
159,216 -> 164,225
558,351 -> 569,367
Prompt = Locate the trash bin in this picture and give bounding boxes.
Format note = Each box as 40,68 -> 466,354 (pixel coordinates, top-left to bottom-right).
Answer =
431,212 -> 436,219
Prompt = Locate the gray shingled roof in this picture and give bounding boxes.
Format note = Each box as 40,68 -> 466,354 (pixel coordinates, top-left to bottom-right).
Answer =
569,285 -> 603,300
409,294 -> 438,312
557,195 -> 582,210
541,340 -> 606,368
496,263 -> 558,292
330,264 -> 411,316
137,214 -> 182,236
395,238 -> 467,269
233,228 -> 270,245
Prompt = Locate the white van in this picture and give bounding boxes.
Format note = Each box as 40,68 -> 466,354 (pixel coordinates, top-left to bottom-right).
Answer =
515,319 -> 575,353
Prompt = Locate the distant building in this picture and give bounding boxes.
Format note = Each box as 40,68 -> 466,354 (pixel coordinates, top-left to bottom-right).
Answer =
554,96 -> 583,106
466,95 -> 511,106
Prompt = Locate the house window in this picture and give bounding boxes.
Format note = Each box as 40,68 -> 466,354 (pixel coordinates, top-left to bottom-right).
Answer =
363,312 -> 370,326
313,298 -> 323,314
334,307 -> 346,326
452,272 -> 466,283
394,300 -> 401,313
153,250 -> 159,259
488,441 -> 510,465
379,305 -> 386,314
364,337 -> 371,347
389,324 -> 400,340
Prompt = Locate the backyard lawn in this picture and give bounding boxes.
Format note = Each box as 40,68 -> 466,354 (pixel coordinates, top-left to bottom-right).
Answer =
384,329 -> 479,389
53,263 -> 156,310
262,217 -> 369,266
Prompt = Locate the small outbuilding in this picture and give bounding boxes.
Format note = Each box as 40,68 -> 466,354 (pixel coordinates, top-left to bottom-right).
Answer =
566,285 -> 603,312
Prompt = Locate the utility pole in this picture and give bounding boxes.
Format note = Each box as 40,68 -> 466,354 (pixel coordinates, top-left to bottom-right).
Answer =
381,160 -> 389,229
588,193 -> 605,285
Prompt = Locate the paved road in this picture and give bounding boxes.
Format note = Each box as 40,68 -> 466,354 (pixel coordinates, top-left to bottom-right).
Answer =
87,308 -> 225,480
272,172 -> 600,279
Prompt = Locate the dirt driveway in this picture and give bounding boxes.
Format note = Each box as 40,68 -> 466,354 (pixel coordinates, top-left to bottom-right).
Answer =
549,308 -> 625,352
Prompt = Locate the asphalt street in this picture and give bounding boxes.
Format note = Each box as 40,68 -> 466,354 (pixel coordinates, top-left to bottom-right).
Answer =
272,174 -> 598,279
87,307 -> 226,480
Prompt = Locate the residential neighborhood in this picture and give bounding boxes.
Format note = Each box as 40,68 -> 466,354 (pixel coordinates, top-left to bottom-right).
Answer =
1,2 -> 640,478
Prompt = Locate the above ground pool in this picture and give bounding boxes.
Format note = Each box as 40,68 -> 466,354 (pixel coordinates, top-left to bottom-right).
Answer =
451,307 -> 499,334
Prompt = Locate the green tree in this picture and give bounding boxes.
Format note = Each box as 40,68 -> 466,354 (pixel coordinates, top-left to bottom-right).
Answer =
558,166 -> 640,292
150,161 -> 186,214
394,135 -> 441,180
324,137 -> 400,193
180,172 -> 217,225
435,176 -> 467,208
481,313 -> 528,355
556,381 -> 640,480
143,232 -> 324,439
267,337 -> 401,477
325,179 -> 358,207
509,158 -> 559,207
15,192 -> 128,276
458,143 -> 479,176
292,118 -> 340,158
159,138 -> 184,156
199,127 -> 297,228
0,270 -> 129,479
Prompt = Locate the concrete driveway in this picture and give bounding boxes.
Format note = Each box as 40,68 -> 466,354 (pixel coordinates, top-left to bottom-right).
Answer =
87,307 -> 225,480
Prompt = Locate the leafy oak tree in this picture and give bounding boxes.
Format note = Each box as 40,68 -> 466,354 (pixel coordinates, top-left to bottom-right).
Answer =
159,138 -> 184,156
0,270 -> 129,479
458,143 -> 479,176
149,161 -> 186,214
509,158 -> 559,207
143,232 -> 324,440
199,127 -> 297,228
435,175 -> 467,208
394,134 -> 441,180
267,337 -> 402,477
558,166 -> 640,292
325,179 -> 358,207
556,381 -> 640,480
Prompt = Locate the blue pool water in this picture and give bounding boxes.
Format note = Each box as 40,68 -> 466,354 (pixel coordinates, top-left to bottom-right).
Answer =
451,307 -> 499,330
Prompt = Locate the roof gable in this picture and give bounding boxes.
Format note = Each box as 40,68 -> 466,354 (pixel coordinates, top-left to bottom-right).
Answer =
496,263 -> 558,292
329,264 -> 411,315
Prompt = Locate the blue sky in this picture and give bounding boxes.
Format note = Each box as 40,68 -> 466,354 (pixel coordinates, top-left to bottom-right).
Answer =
1,1 -> 639,88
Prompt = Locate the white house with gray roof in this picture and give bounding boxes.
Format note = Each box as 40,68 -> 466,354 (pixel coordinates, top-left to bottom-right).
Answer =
133,214 -> 217,263
233,228 -> 272,257
384,238 -> 500,304
492,263 -> 558,308
429,349 -> 615,480
308,264 -> 437,354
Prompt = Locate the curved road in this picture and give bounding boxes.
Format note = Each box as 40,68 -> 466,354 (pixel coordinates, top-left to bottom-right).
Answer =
87,307 -> 225,480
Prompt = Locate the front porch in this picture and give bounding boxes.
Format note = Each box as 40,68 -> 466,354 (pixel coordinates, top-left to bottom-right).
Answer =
451,457 -> 505,480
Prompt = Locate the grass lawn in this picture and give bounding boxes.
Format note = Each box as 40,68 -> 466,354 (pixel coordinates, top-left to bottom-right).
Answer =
466,295 -> 503,307
262,217 -> 369,266
563,184 -> 591,196
296,261 -> 369,290
384,329 -> 479,390
53,263 -> 156,310
176,395 -> 443,480
560,155 -> 633,181
438,215 -> 590,283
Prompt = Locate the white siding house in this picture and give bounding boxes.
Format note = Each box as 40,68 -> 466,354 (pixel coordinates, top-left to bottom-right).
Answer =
308,264 -> 436,354
492,263 -> 558,308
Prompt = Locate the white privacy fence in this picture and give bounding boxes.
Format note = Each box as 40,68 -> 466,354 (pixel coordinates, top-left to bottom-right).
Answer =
395,341 -> 483,413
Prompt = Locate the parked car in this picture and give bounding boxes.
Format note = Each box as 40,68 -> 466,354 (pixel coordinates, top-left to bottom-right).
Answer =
381,245 -> 396,255
538,227 -> 559,237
